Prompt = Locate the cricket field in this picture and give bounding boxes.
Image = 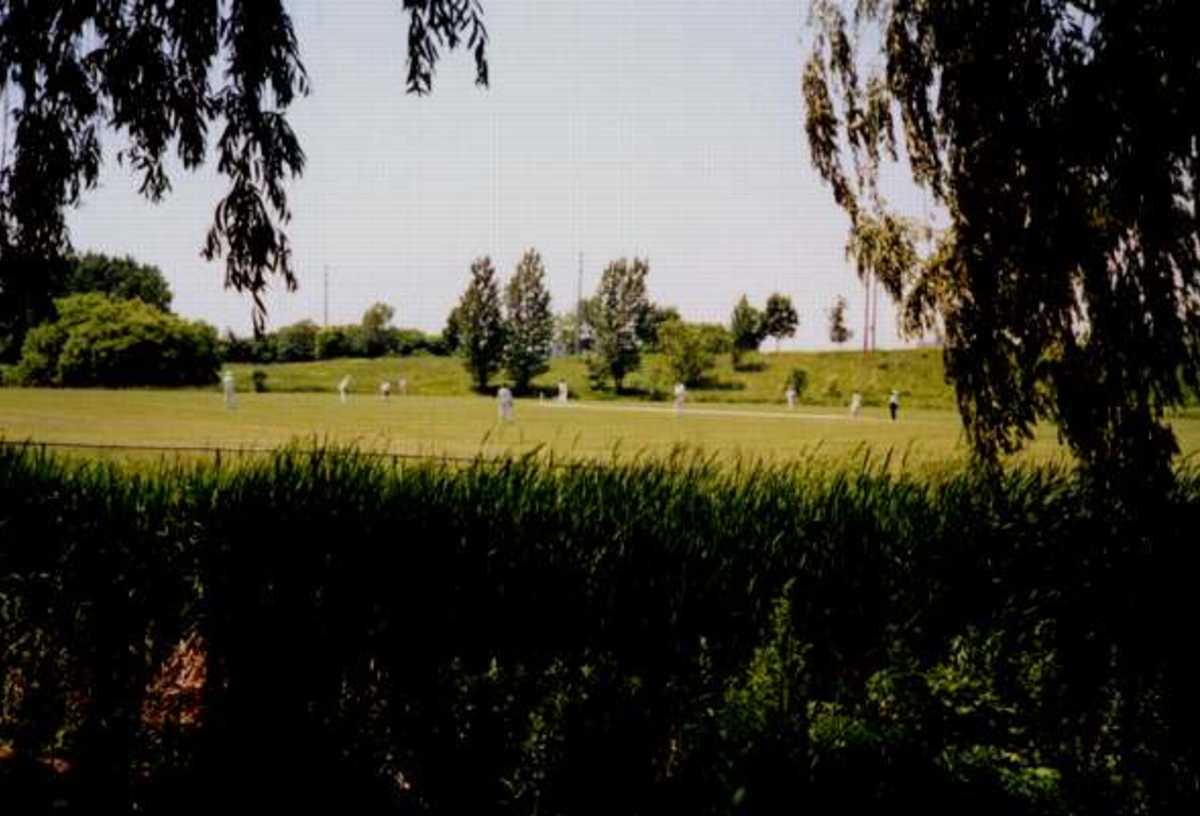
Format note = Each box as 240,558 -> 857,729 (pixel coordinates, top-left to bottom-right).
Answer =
3,387 -> 1200,468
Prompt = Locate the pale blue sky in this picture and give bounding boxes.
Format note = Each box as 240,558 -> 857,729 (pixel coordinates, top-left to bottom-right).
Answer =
64,0 -> 929,348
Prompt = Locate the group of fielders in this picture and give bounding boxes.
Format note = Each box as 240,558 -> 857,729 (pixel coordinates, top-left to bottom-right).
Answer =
219,371 -> 903,422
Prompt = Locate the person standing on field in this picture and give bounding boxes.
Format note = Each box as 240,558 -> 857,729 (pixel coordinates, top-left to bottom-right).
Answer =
222,370 -> 237,410
498,386 -> 514,421
673,382 -> 687,417
849,392 -> 863,418
889,389 -> 900,421
785,384 -> 796,410
338,375 -> 352,404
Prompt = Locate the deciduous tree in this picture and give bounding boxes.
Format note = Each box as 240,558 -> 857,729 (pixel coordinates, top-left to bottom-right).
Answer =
588,258 -> 649,391
827,295 -> 852,346
804,0 -> 1200,491
729,295 -> 766,368
763,293 -> 799,351
455,256 -> 505,391
504,248 -> 553,392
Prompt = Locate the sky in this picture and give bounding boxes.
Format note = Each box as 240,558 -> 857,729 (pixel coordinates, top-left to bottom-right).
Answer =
63,0 -> 933,348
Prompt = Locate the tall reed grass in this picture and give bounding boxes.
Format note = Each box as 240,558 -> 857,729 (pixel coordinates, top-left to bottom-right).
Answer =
1,442 -> 1197,813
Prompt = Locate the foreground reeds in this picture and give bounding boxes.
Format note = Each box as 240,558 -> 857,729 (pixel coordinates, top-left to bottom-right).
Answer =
1,442 -> 1197,814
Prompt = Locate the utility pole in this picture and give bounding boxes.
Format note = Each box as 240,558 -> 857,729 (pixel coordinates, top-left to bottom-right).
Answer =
323,265 -> 329,328
575,252 -> 584,355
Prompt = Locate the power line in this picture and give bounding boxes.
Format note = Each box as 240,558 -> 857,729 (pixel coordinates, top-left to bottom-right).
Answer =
0,439 -> 602,470
323,264 -> 330,327
575,252 -> 583,354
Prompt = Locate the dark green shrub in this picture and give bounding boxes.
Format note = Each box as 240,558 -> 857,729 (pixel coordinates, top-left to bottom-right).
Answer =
272,320 -> 319,362
314,326 -> 351,360
659,320 -> 717,386
13,293 -> 218,387
787,368 -> 809,398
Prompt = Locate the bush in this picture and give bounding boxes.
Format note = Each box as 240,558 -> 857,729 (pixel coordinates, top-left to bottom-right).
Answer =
273,320 -> 319,362
658,320 -> 717,386
693,322 -> 734,355
787,368 -> 809,398
218,330 -> 256,363
13,293 -> 219,387
391,328 -> 437,356
251,369 -> 269,392
315,326 -> 350,360
13,322 -> 68,384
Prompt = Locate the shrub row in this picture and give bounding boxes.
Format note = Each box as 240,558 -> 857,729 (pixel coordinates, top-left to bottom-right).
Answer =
219,323 -> 449,364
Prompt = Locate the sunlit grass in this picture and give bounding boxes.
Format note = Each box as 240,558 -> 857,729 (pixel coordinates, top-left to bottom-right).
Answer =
3,386 -> 1199,467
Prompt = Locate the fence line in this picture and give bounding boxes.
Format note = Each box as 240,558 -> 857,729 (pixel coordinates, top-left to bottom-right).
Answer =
0,438 -> 610,470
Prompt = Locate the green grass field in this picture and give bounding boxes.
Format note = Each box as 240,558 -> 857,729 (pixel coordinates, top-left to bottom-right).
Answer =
4,386 -> 1200,467
5,349 -> 1199,466
225,348 -> 961,409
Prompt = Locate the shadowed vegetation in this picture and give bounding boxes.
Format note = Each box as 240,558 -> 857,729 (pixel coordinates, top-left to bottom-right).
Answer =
1,444 -> 1198,813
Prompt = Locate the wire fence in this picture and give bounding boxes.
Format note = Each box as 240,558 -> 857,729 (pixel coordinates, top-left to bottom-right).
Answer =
0,438 -> 619,470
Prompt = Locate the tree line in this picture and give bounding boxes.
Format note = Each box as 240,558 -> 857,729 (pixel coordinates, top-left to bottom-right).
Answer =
2,249 -> 861,391
443,249 -> 859,394
218,303 -> 448,365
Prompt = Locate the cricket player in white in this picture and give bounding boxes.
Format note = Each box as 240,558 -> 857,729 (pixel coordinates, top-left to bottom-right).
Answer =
222,370 -> 237,409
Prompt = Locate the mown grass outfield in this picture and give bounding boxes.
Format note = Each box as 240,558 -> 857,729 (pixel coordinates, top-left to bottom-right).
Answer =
4,349 -> 1199,465
3,386 -> 1200,466
226,349 -> 961,408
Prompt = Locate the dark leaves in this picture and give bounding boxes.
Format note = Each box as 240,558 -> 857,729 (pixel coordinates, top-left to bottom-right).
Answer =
803,0 -> 1200,493
1,1 -> 489,341
403,0 -> 491,95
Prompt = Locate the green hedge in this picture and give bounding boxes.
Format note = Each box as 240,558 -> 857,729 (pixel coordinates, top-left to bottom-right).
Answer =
13,293 -> 219,387
1,445 -> 1198,813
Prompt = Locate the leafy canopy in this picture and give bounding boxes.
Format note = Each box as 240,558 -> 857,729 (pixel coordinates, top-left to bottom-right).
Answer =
763,293 -> 799,347
730,295 -> 766,365
587,257 -> 649,391
504,247 -> 554,393
14,292 -> 217,387
804,0 -> 1200,490
827,295 -> 852,346
67,252 -> 173,312
0,1 -> 489,334
455,255 -> 505,391
658,319 -> 717,387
